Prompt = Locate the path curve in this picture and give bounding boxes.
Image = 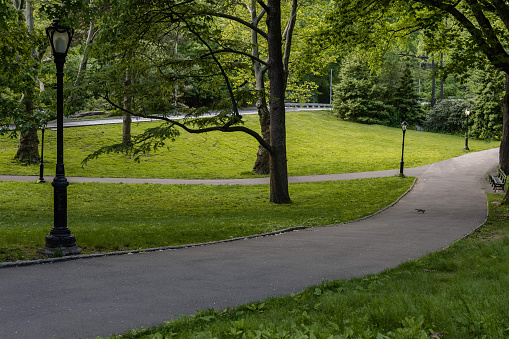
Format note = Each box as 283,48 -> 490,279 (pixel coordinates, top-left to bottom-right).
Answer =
0,148 -> 500,339
0,164 -> 430,185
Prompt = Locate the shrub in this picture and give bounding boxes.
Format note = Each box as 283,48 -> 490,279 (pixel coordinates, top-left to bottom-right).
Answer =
424,99 -> 472,134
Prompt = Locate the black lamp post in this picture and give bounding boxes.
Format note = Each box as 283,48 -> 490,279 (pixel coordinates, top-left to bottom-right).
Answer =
400,121 -> 408,176
43,19 -> 81,255
464,108 -> 470,151
37,123 -> 46,183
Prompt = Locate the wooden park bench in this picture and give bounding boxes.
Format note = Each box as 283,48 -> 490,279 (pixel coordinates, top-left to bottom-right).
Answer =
489,168 -> 507,192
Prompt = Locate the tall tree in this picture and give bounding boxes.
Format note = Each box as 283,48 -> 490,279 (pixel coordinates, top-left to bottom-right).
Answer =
216,0 -> 334,175
0,0 -> 46,163
332,54 -> 390,125
471,64 -> 504,140
83,0 -> 292,203
391,64 -> 423,126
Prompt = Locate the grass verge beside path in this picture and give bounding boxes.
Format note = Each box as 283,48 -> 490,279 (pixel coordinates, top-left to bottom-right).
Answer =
102,194 -> 509,339
0,176 -> 413,262
0,111 -> 498,179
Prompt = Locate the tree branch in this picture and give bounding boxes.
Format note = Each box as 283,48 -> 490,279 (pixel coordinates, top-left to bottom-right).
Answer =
256,0 -> 269,12
283,0 -> 298,84
212,12 -> 268,40
414,0 -> 509,73
146,114 -> 273,152
99,92 -> 273,154
485,0 -> 509,34
201,48 -> 269,66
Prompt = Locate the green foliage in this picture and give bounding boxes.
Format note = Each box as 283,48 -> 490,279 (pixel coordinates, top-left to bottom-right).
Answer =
0,2 -> 41,135
424,99 -> 471,135
388,65 -> 423,127
333,55 -> 423,127
470,65 -> 504,140
332,55 -> 390,125
0,176 -> 413,261
83,0 -> 257,118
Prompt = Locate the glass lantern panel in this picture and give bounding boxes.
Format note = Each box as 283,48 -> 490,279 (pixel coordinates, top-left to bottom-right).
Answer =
53,30 -> 69,54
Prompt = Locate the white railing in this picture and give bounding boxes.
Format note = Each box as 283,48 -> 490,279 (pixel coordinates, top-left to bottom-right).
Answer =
285,103 -> 332,108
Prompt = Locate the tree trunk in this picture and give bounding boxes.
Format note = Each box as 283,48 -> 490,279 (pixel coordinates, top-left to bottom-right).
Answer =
123,71 -> 132,144
501,74 -> 509,204
253,97 -> 271,174
431,58 -> 436,107
16,127 -> 40,164
75,21 -> 97,86
250,0 -> 270,175
14,0 -> 40,164
16,91 -> 40,164
267,0 -> 290,204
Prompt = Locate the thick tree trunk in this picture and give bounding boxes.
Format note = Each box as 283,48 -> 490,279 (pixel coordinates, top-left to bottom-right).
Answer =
16,127 -> 40,164
501,74 -> 509,203
123,71 -> 132,144
14,0 -> 39,164
267,0 -> 290,204
16,92 -> 40,164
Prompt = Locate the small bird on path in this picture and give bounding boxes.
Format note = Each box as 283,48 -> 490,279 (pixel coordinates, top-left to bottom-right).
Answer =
415,208 -> 425,213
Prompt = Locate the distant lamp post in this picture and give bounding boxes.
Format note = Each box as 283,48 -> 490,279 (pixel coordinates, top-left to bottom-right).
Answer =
43,19 -> 81,255
400,121 -> 408,176
464,108 -> 470,151
37,122 -> 46,184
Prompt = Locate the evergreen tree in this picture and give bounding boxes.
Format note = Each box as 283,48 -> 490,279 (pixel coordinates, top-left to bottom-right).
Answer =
332,55 -> 390,125
390,65 -> 423,127
471,65 -> 504,140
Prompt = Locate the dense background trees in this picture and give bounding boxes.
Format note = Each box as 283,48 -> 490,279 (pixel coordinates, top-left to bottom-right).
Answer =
326,0 -> 509,203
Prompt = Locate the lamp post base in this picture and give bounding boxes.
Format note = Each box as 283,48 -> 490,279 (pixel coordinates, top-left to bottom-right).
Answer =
43,234 -> 82,255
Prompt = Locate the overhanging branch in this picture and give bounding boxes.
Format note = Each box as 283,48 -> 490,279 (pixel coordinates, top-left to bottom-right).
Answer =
98,92 -> 274,154
201,48 -> 269,66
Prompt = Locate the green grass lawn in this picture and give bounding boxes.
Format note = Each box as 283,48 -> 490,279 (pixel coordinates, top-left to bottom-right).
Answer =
0,110 -> 498,179
0,175 -> 413,262
102,194 -> 509,339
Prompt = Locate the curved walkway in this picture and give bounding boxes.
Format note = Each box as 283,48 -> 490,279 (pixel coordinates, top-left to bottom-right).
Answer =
0,164 -> 431,185
0,148 -> 501,339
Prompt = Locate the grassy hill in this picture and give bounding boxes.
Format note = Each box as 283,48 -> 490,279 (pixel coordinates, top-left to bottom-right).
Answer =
0,110 -> 498,179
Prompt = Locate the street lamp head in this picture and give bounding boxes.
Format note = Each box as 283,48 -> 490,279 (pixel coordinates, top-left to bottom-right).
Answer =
401,121 -> 408,131
465,108 -> 471,116
46,18 -> 74,56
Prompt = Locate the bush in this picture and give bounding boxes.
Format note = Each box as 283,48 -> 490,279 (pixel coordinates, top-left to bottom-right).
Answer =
424,99 -> 472,134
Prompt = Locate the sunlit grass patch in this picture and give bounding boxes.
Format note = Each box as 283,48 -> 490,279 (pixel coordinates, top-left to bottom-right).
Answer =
0,175 -> 413,261
0,111 -> 497,179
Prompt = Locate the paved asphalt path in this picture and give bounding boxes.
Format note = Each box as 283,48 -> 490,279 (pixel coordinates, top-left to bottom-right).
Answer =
0,148 -> 500,339
6,106 -> 326,130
